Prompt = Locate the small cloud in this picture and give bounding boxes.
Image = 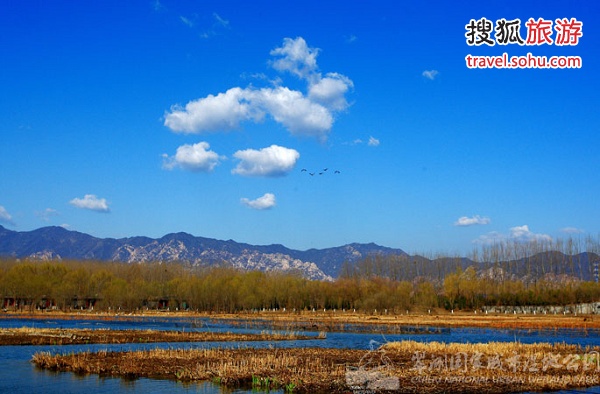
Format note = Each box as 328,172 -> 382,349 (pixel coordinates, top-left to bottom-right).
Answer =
179,16 -> 194,28
36,208 -> 59,222
198,13 -> 231,39
422,70 -> 439,80
69,194 -> 110,213
368,136 -> 380,147
152,0 -> 164,12
509,225 -> 552,242
474,225 -> 551,245
455,215 -> 491,227
213,13 -> 229,28
0,206 -> 15,226
345,34 -> 357,43
561,227 -> 585,234
162,142 -> 223,172
241,193 -> 276,210
270,37 -> 320,80
232,145 -> 300,177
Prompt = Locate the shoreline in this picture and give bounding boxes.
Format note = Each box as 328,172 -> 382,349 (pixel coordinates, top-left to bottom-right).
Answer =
3,309 -> 599,330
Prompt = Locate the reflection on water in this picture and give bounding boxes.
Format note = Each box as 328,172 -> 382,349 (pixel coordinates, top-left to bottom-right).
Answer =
1,316 -> 599,393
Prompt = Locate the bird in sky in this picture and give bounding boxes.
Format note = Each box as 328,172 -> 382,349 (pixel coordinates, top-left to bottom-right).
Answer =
302,167 -> 341,177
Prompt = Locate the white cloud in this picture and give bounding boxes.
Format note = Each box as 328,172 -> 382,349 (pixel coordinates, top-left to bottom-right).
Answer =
368,136 -> 380,147
270,37 -> 319,80
0,206 -> 15,225
162,142 -> 223,172
455,215 -> 491,227
164,87 -> 263,133
422,70 -> 439,80
164,37 -> 352,141
256,87 -> 333,138
241,193 -> 276,210
474,225 -> 551,245
213,13 -> 229,28
308,72 -> 353,111
232,145 -> 299,177
69,194 -> 110,213
179,16 -> 194,28
509,225 -> 552,242
561,227 -> 585,234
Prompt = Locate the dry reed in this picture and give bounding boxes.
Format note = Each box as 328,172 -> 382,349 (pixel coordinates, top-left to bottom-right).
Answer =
32,341 -> 600,393
0,327 -> 310,346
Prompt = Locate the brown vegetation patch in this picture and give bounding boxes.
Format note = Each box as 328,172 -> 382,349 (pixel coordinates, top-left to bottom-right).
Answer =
0,327 -> 312,346
32,341 -> 600,393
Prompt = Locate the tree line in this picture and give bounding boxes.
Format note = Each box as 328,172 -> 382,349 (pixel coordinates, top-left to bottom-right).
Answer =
1,237 -> 599,313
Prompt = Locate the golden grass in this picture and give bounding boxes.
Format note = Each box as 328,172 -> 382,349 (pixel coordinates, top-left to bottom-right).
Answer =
0,327 -> 311,346
32,341 -> 600,393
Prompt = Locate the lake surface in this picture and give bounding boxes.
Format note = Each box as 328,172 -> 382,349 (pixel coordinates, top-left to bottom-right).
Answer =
1,316 -> 599,393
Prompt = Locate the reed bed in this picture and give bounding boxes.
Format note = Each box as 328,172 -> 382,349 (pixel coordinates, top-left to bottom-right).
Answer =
32,341 -> 600,393
0,327 -> 310,346
32,347 -> 362,392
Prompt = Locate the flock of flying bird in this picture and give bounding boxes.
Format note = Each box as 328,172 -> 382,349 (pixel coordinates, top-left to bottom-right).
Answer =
300,168 -> 341,176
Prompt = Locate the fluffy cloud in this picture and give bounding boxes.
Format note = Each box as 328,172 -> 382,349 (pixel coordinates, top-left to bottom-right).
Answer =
509,225 -> 552,242
256,87 -> 332,137
241,193 -> 276,210
0,206 -> 14,225
308,73 -> 353,111
164,87 -> 262,133
162,142 -> 223,172
232,145 -> 300,177
163,37 -> 352,141
69,194 -> 110,213
475,225 -> 551,245
422,70 -> 439,80
455,215 -> 491,226
270,37 -> 319,80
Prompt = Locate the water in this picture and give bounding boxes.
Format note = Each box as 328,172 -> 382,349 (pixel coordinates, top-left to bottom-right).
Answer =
1,316 -> 599,393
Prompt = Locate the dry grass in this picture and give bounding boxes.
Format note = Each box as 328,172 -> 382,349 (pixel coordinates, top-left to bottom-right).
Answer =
0,327 -> 311,346
32,347 -> 361,392
32,341 -> 600,393
4,310 -> 600,330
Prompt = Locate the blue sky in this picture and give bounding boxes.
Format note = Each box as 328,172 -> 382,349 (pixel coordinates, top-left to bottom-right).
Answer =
1,1 -> 598,255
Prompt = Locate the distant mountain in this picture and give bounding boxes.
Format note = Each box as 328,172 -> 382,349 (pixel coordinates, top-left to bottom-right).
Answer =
0,226 -> 407,280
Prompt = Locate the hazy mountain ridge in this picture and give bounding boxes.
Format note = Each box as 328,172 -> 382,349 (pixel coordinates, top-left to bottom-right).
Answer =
0,226 -> 407,280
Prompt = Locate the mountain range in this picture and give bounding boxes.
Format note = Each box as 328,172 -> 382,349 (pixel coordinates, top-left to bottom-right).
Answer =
0,226 -> 407,280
